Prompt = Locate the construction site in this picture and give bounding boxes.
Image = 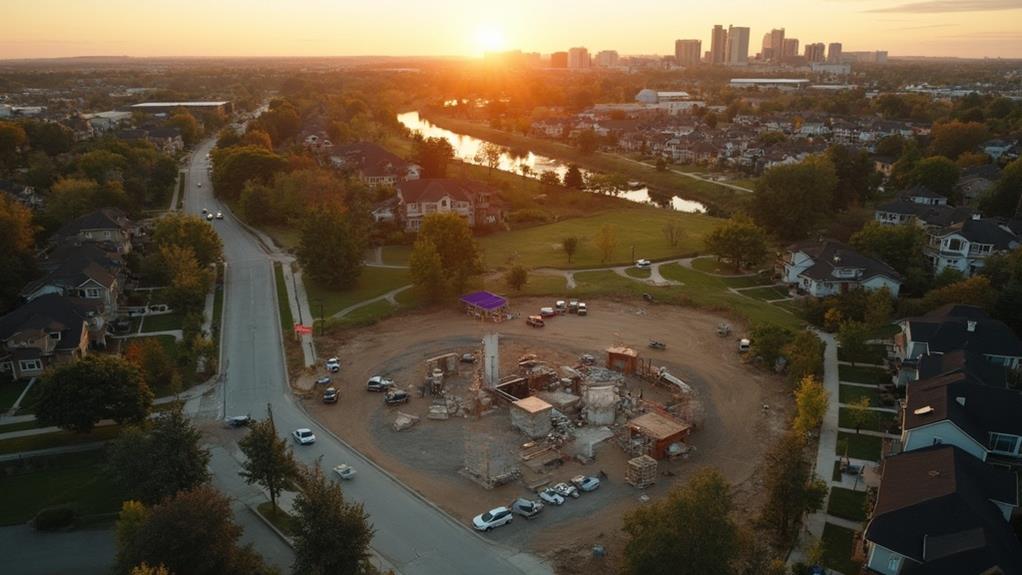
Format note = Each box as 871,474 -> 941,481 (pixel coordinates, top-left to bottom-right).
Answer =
306,297 -> 792,570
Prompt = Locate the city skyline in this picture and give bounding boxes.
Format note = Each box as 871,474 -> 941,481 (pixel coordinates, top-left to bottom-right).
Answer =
2,0 -> 1022,60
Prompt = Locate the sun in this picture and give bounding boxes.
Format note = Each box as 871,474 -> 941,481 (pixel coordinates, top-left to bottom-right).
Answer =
473,23 -> 507,53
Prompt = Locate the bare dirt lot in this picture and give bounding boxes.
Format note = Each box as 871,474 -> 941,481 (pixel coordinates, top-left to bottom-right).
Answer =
302,297 -> 792,573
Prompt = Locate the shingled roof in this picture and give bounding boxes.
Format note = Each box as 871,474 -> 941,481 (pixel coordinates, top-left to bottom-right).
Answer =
788,239 -> 902,282
396,179 -> 499,205
905,304 -> 1022,359
904,372 -> 1022,442
0,294 -> 98,353
932,218 -> 1019,250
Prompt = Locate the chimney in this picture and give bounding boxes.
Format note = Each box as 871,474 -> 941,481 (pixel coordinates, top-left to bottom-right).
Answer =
967,320 -> 977,332
956,396 -> 966,407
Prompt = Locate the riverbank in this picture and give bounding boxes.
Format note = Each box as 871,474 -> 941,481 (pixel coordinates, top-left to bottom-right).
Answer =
418,110 -> 750,215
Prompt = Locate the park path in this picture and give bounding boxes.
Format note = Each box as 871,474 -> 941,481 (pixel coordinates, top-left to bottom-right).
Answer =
328,285 -> 413,320
614,155 -> 755,193
533,258 -> 685,290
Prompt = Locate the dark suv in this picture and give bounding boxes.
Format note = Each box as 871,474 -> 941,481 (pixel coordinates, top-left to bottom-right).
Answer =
322,387 -> 338,404
384,390 -> 409,405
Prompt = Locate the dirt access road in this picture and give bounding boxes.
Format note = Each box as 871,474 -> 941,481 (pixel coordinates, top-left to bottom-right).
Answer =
304,297 -> 791,573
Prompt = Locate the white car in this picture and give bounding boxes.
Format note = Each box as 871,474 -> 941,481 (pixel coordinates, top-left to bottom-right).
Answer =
215,212 -> 223,220
552,482 -> 580,499
325,357 -> 341,372
537,487 -> 565,506
367,375 -> 394,392
292,428 -> 316,445
472,506 -> 513,532
573,475 -> 601,492
197,182 -> 202,188
206,213 -> 214,221
635,259 -> 651,268
333,464 -> 356,480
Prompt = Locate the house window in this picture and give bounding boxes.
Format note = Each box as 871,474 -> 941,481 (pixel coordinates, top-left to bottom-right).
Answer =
49,332 -> 61,341
104,231 -> 111,239
888,556 -> 900,571
84,288 -> 101,299
18,359 -> 43,372
990,433 -> 1019,454
947,238 -> 963,251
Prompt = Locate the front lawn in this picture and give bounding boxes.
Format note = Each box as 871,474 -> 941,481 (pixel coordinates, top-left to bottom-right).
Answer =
838,384 -> 881,405
837,431 -> 882,462
624,267 -> 651,279
140,312 -> 185,333
658,263 -> 803,329
304,266 -> 411,319
0,424 -> 123,456
0,379 -> 30,411
827,487 -> 868,522
839,407 -> 899,433
0,450 -> 125,525
738,285 -> 790,301
690,257 -> 743,275
821,523 -> 862,575
380,245 -> 411,266
838,343 -> 888,365
839,365 -> 890,386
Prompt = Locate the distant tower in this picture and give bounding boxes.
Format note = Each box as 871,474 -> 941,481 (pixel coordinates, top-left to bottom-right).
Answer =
828,42 -> 843,63
674,39 -> 702,66
725,25 -> 750,65
710,25 -> 728,65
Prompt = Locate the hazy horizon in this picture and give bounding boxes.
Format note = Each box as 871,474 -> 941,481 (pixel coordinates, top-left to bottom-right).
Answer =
3,0 -> 1021,60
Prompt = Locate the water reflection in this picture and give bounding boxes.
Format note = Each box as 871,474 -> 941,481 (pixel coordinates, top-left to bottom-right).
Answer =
396,111 -> 706,214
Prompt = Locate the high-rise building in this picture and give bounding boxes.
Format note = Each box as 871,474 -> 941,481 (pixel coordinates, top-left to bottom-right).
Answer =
674,39 -> 702,66
827,42 -> 843,63
568,47 -> 591,69
725,26 -> 750,65
761,33 -> 773,60
804,42 -> 826,63
594,50 -> 619,68
769,28 -> 785,61
550,51 -> 568,68
710,25 -> 728,65
782,38 -> 799,60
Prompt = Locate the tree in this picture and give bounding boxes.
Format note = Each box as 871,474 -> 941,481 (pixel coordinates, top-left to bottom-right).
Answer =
622,468 -> 739,575
979,158 -> 1022,218
563,164 -> 585,189
409,238 -> 445,301
910,156 -> 960,202
929,120 -> 989,160
655,157 -> 668,172
0,121 -> 27,174
129,563 -> 172,575
864,287 -> 894,330
291,465 -> 375,575
704,215 -> 769,270
413,137 -> 454,178
0,194 -> 36,311
414,212 -> 483,294
159,244 -> 212,313
21,120 -> 73,156
474,142 -> 505,178
784,331 -> 825,386
847,396 -> 875,435
216,126 -> 242,149
115,486 -> 271,575
539,170 -> 561,187
167,111 -> 201,146
752,156 -> 837,240
238,414 -> 299,512
211,145 -> 287,201
36,355 -> 153,433
662,221 -> 682,248
594,224 -> 618,263
576,129 -> 599,155
850,221 -> 928,279
107,405 -> 211,504
837,320 -> 871,367
241,129 -> 273,151
826,145 -> 873,209
561,236 -> 579,263
759,432 -> 827,549
793,375 -> 829,437
505,265 -> 527,291
750,324 -> 792,367
297,207 -> 367,290
921,275 -> 996,312
152,212 -> 224,267
124,338 -> 177,394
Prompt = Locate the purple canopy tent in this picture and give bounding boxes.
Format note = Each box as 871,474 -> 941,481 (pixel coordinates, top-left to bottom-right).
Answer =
460,290 -> 511,322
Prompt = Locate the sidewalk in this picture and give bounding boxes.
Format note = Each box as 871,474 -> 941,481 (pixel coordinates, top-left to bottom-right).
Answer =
804,330 -> 841,541
278,260 -> 316,368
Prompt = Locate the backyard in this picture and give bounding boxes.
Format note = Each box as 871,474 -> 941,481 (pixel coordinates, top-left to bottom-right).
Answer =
839,365 -> 891,386
821,523 -> 862,575
0,450 -> 124,525
826,486 -> 868,522
837,431 -> 883,461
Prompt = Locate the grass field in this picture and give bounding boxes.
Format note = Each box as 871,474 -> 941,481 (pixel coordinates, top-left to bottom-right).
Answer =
478,207 -> 716,269
380,245 -> 411,266
821,523 -> 862,575
305,267 -> 411,320
839,365 -> 890,386
624,267 -> 651,279
838,343 -> 889,365
690,257 -> 744,275
0,450 -> 124,525
837,431 -> 883,461
0,379 -> 30,412
658,264 -> 803,329
739,286 -> 790,301
838,384 -> 881,405
485,272 -> 568,297
262,224 -> 300,252
0,424 -> 122,456
827,487 -> 868,522
140,312 -> 185,333
839,407 -> 899,433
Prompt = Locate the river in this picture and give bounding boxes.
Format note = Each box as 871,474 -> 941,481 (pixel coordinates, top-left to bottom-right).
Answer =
396,111 -> 707,213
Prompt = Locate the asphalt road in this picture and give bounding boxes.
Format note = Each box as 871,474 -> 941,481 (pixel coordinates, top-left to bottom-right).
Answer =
186,139 -> 551,575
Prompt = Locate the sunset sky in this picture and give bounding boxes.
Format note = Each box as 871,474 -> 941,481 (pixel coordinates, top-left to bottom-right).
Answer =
3,0 -> 1020,59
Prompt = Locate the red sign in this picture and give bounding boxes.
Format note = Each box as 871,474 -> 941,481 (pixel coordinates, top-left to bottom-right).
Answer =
293,324 -> 313,335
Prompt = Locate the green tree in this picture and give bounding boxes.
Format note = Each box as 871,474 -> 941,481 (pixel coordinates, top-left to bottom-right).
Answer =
826,145 -> 873,209
505,265 -> 527,291
563,164 -> 585,189
750,324 -> 792,367
474,142 -> 505,178
921,275 -> 997,312
78,149 -> 129,184
151,212 -> 224,267
291,465 -> 375,575
241,129 -> 273,151
409,238 -> 445,301
211,145 -> 287,201
129,564 -> 172,575
296,207 -> 367,289
576,129 -> 599,155
847,396 -> 875,435
837,320 -> 871,367
561,236 -> 579,263
238,415 -> 299,512
415,212 -> 483,294
864,287 -> 894,330
159,244 -> 212,313
793,375 -> 829,437
107,405 -> 211,504
929,120 -> 989,160
216,126 -> 242,149
25,150 -> 57,190
655,157 -> 668,171
759,432 -> 827,549
166,111 -> 201,146
0,120 -> 27,174
752,156 -> 837,240
36,355 -> 153,433
910,156 -> 960,202
622,468 -> 739,575
784,331 -> 825,386
849,221 -> 928,279
413,137 -> 454,178
594,223 -> 618,263
0,194 -> 37,311
21,120 -> 74,156
979,158 -> 1022,218
539,170 -> 561,187
704,215 -> 769,270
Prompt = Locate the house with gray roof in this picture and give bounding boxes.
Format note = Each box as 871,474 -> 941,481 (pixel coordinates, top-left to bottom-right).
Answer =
925,215 -> 1019,277
780,239 -> 902,297
395,179 -> 505,232
0,294 -> 101,380
51,208 -> 135,254
330,142 -> 421,187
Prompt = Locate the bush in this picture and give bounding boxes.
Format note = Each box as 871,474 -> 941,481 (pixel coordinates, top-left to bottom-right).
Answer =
34,506 -> 76,531
508,208 -> 552,225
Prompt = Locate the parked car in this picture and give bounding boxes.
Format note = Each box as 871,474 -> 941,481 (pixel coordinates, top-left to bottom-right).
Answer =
648,340 -> 666,350
202,208 -> 208,214
568,300 -> 579,313
315,376 -> 332,386
526,315 -> 545,328
554,300 -> 567,314
738,338 -> 751,353
333,464 -> 356,480
325,357 -> 341,372
577,302 -> 588,316
472,506 -> 513,531
206,213 -> 214,221
292,428 -> 316,445
224,415 -> 251,428
215,211 -> 223,220
367,376 -> 394,392
635,259 -> 651,268
384,389 -> 409,405
511,497 -> 544,519
537,487 -> 565,506
552,482 -> 579,499
539,307 -> 555,318
322,387 -> 338,404
572,475 -> 601,492
460,353 -> 476,363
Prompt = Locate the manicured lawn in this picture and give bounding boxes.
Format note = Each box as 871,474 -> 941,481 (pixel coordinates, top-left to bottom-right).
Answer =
304,266 -> 411,319
0,424 -> 123,456
0,379 -> 30,411
624,267 -> 651,279
261,225 -> 300,251
478,207 -> 716,269
721,274 -> 774,288
380,245 -> 411,266
274,262 -> 293,332
832,460 -> 843,482
0,419 -> 44,434
256,501 -> 296,537
738,285 -> 790,301
838,384 -> 881,405
140,312 -> 185,333
838,343 -> 888,365
572,270 -> 663,296
821,523 -> 862,575
690,257 -> 743,275
837,431 -> 883,461
839,407 -> 899,433
658,263 -> 803,329
0,450 -> 125,525
14,381 -> 45,416
485,273 -> 567,297
827,487 -> 868,522
839,365 -> 890,386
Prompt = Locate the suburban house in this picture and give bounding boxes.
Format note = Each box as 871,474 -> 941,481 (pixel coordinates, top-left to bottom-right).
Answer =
20,251 -> 120,314
863,445 -> 1022,574
780,239 -> 902,297
144,127 -> 185,154
0,180 -> 43,209
916,350 -> 1010,389
330,142 -> 421,186
395,179 -> 505,232
0,294 -> 102,379
925,216 -> 1019,277
901,372 -> 1022,461
873,155 -> 896,178
51,208 -> 135,254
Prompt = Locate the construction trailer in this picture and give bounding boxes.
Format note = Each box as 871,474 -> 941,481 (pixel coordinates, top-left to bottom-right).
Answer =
510,396 -> 553,439
626,455 -> 658,489
460,291 -> 511,322
623,411 -> 692,460
606,346 -> 639,374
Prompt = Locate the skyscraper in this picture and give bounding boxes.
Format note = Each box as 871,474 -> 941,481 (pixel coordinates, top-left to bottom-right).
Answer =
725,26 -> 750,65
769,28 -> 786,62
782,38 -> 799,60
594,50 -> 619,68
550,51 -> 568,68
710,25 -> 727,65
674,39 -> 702,66
761,33 -> 773,60
804,42 -> 826,63
827,42 -> 843,63
568,47 -> 590,69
